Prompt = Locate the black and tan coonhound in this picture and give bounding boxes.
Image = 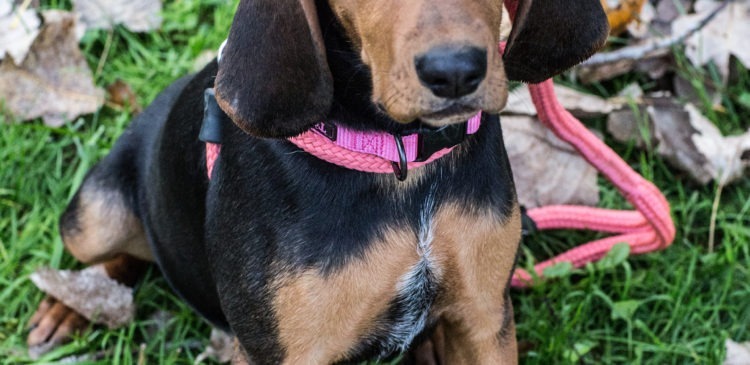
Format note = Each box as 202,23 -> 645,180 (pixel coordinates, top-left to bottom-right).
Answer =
27,0 -> 608,363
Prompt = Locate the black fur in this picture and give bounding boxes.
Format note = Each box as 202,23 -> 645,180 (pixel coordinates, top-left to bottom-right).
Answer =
503,0 -> 610,83
214,1 -> 333,138
89,55 -> 514,365
64,0 -> 608,362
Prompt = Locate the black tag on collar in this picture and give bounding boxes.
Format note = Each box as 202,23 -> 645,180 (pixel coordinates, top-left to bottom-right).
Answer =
414,121 -> 469,162
312,121 -> 338,141
199,88 -> 233,144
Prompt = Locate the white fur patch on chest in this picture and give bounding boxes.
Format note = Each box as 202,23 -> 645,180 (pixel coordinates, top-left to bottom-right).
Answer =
376,187 -> 441,357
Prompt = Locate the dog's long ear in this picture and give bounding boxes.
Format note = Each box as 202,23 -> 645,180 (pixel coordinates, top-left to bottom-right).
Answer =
503,0 -> 609,83
215,0 -> 333,138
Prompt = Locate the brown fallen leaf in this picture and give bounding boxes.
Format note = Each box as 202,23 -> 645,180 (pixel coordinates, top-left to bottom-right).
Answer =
0,0 -> 41,63
673,0 -> 750,81
600,0 -> 647,36
725,339 -> 750,365
504,84 -> 618,119
0,10 -> 104,126
72,0 -> 162,32
106,79 -> 141,113
29,266 -> 134,329
626,0 -> 654,39
194,328 -> 234,365
607,98 -> 750,185
503,115 -> 600,208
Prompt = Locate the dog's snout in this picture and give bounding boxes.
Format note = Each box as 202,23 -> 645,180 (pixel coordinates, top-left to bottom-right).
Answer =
415,46 -> 487,99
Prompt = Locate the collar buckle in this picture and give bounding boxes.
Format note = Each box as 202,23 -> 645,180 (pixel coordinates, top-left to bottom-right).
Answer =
414,122 -> 468,162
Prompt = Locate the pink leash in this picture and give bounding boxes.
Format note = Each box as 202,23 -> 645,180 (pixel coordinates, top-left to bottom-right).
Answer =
510,79 -> 676,287
503,0 -> 675,287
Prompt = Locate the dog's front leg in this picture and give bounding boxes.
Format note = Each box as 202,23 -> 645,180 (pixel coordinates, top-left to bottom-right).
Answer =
423,204 -> 522,364
404,299 -> 517,365
438,298 -> 518,365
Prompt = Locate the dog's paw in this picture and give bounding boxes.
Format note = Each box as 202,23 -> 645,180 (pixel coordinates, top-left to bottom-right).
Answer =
27,296 -> 89,358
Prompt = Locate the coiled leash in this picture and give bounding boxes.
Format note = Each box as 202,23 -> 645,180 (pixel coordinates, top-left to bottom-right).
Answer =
503,0 -> 675,287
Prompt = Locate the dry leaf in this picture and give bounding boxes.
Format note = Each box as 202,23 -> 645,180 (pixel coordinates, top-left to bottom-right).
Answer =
578,58 -> 641,83
653,0 -> 690,34
503,115 -> 600,208
72,0 -> 162,32
634,54 -> 672,80
673,0 -> 750,81
30,267 -> 135,329
504,84 -> 618,119
626,1 -> 655,39
0,0 -> 41,63
195,329 -> 235,364
106,79 -> 141,113
673,72 -> 721,106
607,98 -> 750,185
0,10 -> 104,126
600,0 -> 647,36
725,340 -> 750,365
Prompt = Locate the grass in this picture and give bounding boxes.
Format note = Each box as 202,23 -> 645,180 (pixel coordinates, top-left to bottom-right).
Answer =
1,0 -> 749,364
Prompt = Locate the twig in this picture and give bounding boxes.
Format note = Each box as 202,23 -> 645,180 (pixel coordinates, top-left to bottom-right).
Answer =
580,0 -> 731,67
10,0 -> 34,28
137,343 -> 147,365
95,29 -> 115,79
708,182 -> 724,253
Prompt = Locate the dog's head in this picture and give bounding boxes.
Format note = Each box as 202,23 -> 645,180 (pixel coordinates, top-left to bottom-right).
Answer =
215,0 -> 608,137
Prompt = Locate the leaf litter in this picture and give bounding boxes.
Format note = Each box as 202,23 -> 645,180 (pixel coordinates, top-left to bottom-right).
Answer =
608,98 -> 750,185
725,340 -> 750,365
0,0 -> 162,125
30,267 -> 135,329
673,0 -> 750,81
0,0 -> 40,63
72,0 -> 162,32
0,10 -> 104,126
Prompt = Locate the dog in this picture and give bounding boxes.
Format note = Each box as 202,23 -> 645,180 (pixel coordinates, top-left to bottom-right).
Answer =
27,0 -> 608,363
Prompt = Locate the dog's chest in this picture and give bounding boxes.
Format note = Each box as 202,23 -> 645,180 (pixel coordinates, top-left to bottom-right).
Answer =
269,197 -> 519,362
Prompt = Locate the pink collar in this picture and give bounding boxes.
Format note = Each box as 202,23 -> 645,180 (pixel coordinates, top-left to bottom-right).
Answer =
202,85 -> 481,181
288,112 -> 482,180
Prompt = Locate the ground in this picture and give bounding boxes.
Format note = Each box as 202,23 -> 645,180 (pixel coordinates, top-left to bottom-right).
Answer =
1,0 -> 748,364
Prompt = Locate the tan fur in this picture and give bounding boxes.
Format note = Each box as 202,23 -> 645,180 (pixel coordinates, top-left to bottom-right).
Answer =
429,203 -> 521,364
270,203 -> 520,363
272,227 -> 421,364
328,0 -> 508,126
62,182 -> 153,264
300,0 -> 327,58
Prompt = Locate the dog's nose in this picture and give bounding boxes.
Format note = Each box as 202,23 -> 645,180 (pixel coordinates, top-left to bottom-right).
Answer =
415,46 -> 487,99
